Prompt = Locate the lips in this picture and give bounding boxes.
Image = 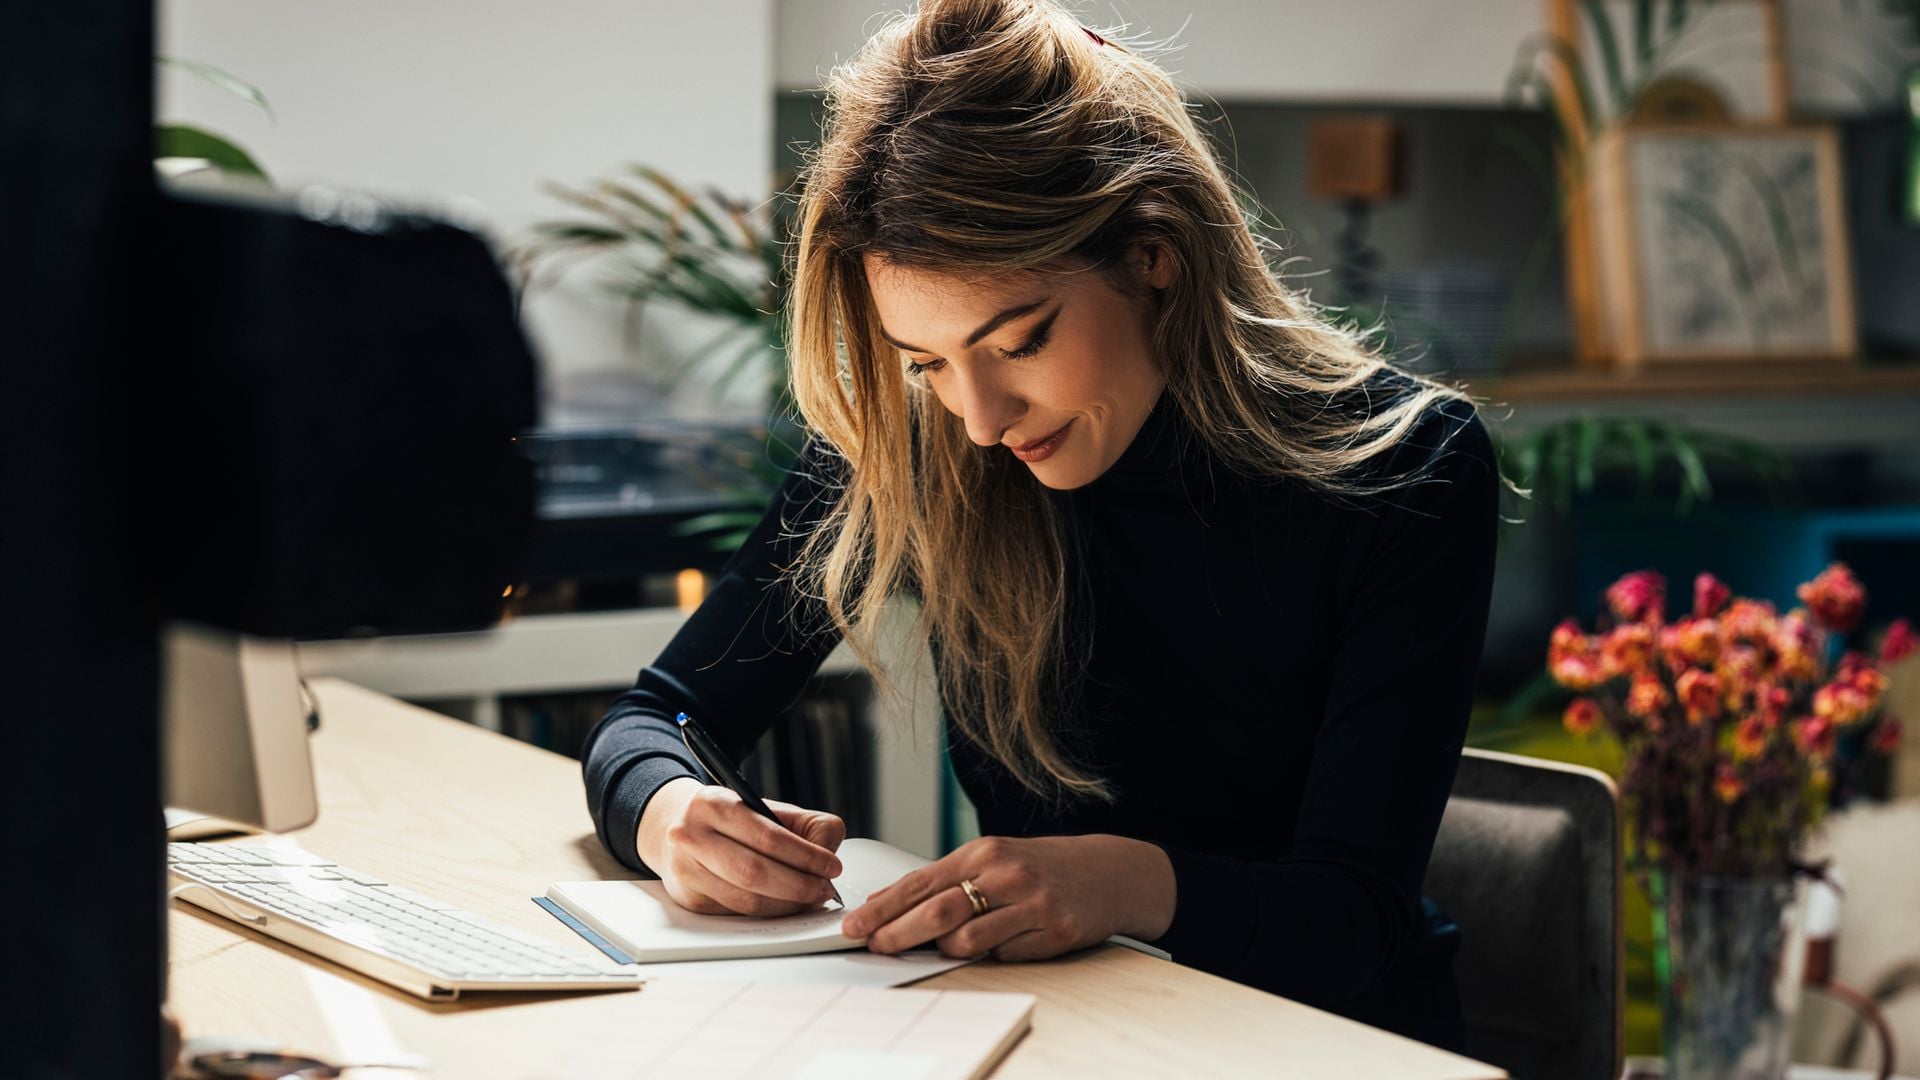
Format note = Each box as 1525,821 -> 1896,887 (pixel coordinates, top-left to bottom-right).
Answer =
1013,418 -> 1075,461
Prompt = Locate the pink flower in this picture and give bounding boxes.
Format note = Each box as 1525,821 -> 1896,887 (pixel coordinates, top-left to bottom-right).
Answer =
1549,619 -> 1608,690
1676,669 -> 1723,726
1798,562 -> 1866,634
1715,644 -> 1765,705
1714,762 -> 1745,805
1694,573 -> 1733,618
1794,714 -> 1837,759
1719,598 -> 1779,645
1881,618 -> 1918,665
1563,697 -> 1604,737
1872,715 -> 1903,754
1814,653 -> 1888,726
1601,623 -> 1657,679
1607,570 -> 1667,625
1661,617 -> 1722,671
1627,672 -> 1671,718
1771,610 -> 1822,682
1757,683 -> 1792,723
1732,713 -> 1771,760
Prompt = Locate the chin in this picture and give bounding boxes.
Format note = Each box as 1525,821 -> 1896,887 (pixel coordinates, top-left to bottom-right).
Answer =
1024,459 -> 1097,491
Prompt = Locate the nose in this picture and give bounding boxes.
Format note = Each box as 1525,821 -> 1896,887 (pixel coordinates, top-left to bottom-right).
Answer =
952,368 -> 1025,448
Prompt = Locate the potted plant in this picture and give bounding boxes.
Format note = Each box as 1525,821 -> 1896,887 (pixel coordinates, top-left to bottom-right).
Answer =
1550,563 -> 1908,1078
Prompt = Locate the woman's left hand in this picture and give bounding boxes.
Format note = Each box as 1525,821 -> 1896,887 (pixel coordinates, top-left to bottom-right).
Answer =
839,834 -> 1175,962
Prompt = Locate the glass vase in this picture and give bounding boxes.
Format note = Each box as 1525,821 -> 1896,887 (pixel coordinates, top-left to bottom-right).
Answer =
1653,869 -> 1811,1080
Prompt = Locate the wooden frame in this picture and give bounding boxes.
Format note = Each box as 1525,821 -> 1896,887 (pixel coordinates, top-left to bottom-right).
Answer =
1547,0 -> 1796,369
1586,122 -> 1857,373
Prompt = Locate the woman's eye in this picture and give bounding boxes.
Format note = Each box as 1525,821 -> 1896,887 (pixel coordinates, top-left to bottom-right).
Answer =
1000,329 -> 1050,360
906,357 -> 947,377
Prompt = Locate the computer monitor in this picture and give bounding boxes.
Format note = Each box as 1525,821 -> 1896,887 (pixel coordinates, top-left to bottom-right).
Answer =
162,621 -> 318,836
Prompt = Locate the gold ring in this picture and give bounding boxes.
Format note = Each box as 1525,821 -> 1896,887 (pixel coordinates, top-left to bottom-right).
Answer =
959,878 -> 990,917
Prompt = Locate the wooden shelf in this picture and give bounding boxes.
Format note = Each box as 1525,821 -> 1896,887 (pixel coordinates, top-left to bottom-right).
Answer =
1465,360 -> 1920,405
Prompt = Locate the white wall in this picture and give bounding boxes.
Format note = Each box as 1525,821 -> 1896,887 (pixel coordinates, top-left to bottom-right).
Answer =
776,0 -> 1919,113
159,0 -> 776,417
776,0 -> 1541,103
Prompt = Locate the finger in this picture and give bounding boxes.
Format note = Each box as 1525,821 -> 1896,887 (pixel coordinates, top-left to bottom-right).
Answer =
842,849 -> 974,938
699,791 -> 842,878
677,851 -> 815,917
697,830 -> 838,905
989,928 -> 1068,963
767,799 -> 846,852
865,883 -> 980,954
934,905 -> 1038,960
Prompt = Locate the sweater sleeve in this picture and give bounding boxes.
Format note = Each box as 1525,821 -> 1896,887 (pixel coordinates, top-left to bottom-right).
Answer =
1147,401 -> 1501,1006
580,436 -> 848,875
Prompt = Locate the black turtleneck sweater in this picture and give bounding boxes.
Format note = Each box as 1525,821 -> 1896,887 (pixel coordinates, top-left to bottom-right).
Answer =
581,376 -> 1501,1051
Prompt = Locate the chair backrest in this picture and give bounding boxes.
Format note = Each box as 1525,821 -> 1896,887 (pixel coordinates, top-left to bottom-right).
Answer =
1424,747 -> 1622,1080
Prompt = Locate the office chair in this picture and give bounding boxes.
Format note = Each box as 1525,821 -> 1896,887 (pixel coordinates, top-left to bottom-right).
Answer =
1424,747 -> 1622,1080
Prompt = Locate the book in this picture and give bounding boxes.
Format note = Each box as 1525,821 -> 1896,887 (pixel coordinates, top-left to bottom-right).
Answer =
545,838 -> 933,963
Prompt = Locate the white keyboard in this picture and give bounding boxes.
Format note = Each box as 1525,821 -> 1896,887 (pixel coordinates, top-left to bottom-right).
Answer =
167,841 -> 642,1000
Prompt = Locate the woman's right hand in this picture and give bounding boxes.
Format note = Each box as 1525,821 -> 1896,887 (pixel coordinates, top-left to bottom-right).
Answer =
635,776 -> 846,917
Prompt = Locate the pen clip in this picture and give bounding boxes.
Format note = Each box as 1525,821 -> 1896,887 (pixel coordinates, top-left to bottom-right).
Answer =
674,712 -> 717,784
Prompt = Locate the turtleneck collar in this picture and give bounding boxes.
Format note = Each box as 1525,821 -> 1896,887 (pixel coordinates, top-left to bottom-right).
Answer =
1092,387 -> 1190,486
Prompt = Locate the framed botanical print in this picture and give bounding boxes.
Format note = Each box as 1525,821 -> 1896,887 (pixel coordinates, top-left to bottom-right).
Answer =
1587,123 -> 1857,371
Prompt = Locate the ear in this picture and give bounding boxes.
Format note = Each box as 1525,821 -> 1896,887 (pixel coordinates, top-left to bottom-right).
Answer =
1130,241 -> 1176,291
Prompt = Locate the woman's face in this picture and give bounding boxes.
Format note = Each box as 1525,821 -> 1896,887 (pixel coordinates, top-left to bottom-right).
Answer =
864,248 -> 1172,490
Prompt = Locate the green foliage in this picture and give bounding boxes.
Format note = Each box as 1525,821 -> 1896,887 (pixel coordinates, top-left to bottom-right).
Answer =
1496,415 -> 1792,521
513,167 -> 796,420
154,124 -> 269,182
159,57 -> 276,123
154,57 -> 273,183
515,168 -> 804,547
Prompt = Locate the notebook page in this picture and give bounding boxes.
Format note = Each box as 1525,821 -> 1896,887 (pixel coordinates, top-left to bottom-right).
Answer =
547,838 -> 933,963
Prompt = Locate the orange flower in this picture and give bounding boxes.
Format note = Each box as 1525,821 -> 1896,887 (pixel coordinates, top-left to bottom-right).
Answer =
1715,644 -> 1765,707
1693,572 -> 1733,618
1732,713 -> 1771,760
1549,619 -> 1608,690
1606,570 -> 1667,624
1676,669 -> 1723,726
1837,651 -> 1890,696
1714,762 -> 1745,804
1812,652 -> 1889,727
1602,623 -> 1657,679
1563,697 -> 1604,737
1771,610 -> 1821,682
1661,617 -> 1721,671
1719,598 -> 1778,645
1627,672 -> 1671,718
1798,562 -> 1866,633
1881,618 -> 1918,665
1794,714 -> 1837,759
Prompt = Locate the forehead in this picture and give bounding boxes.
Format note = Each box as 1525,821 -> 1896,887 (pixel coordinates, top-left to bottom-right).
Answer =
863,254 -> 1047,325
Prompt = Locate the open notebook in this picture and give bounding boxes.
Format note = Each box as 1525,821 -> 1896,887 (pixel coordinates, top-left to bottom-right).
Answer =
546,838 -> 932,963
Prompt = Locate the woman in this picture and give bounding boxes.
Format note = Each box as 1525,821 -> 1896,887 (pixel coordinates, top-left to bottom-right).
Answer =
583,0 -> 1505,1051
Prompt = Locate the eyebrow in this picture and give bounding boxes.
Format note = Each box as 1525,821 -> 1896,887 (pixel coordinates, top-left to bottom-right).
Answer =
878,297 -> 1054,355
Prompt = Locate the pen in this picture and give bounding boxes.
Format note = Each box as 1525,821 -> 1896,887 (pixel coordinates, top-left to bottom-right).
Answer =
674,712 -> 845,907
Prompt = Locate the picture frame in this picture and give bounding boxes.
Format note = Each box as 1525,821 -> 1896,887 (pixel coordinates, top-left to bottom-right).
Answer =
1587,122 -> 1857,372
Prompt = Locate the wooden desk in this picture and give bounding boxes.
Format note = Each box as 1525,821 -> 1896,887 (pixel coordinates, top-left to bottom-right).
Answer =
168,679 -> 1505,1079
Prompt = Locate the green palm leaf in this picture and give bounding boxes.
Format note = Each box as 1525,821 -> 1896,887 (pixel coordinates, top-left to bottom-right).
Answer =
154,124 -> 270,182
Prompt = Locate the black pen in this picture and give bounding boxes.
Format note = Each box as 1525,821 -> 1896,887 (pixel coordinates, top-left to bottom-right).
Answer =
674,712 -> 845,907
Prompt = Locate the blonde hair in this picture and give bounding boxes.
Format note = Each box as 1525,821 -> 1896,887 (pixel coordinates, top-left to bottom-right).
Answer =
786,0 -> 1494,808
